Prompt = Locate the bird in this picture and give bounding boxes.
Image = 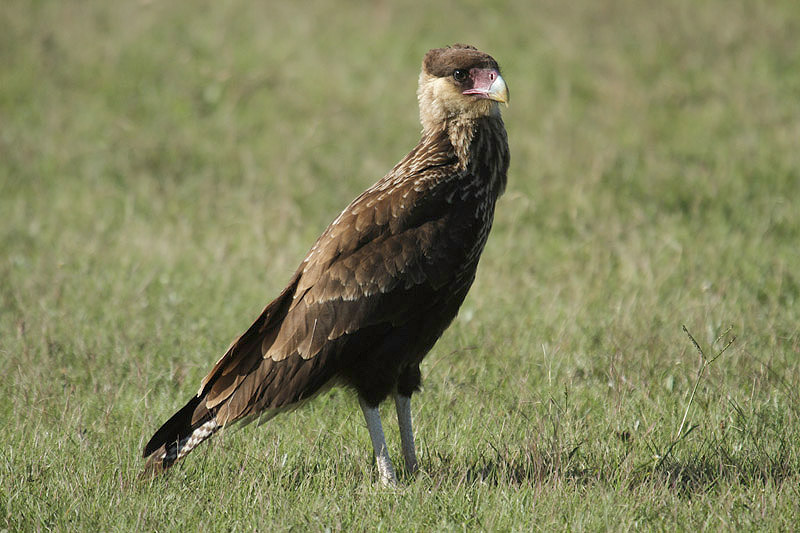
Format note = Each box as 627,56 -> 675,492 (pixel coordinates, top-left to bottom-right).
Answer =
142,44 -> 510,486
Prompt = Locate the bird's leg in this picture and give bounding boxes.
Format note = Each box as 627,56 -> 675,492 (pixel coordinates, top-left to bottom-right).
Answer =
358,397 -> 398,486
393,393 -> 418,475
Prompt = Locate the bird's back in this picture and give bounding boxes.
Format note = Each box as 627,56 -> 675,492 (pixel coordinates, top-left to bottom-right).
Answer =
203,121 -> 507,414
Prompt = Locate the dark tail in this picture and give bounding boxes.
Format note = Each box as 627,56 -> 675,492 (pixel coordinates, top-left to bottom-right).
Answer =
141,395 -> 220,478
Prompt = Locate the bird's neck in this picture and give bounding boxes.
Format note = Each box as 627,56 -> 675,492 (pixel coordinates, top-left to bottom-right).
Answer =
445,116 -> 481,166
446,113 -> 509,195
422,110 -> 503,163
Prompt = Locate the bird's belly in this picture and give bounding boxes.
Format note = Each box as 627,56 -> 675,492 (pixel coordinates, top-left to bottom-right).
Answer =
335,270 -> 476,404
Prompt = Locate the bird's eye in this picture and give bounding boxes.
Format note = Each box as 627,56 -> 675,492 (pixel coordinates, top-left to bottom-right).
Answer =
453,69 -> 468,82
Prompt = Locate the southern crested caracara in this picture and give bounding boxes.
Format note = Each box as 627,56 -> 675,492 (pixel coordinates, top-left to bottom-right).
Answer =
142,44 -> 510,485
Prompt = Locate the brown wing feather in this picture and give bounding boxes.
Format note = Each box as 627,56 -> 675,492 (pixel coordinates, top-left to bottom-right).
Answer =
199,274 -> 299,409
193,132 -> 474,426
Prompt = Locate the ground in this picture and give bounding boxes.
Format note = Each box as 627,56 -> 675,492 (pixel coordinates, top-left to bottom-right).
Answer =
1,0 -> 799,530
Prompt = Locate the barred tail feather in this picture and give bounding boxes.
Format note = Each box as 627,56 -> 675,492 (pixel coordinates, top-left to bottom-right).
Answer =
141,395 -> 220,478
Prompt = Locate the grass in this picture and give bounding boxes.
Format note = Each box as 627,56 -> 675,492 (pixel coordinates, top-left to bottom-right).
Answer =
2,0 -> 800,530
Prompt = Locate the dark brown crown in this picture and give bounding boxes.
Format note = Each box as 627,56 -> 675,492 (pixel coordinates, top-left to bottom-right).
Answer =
422,44 -> 500,78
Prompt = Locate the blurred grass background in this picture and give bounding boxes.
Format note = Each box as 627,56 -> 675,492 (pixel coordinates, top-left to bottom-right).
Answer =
2,0 -> 799,530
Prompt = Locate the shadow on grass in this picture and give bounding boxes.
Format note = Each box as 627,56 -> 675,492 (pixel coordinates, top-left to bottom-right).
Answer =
428,436 -> 798,496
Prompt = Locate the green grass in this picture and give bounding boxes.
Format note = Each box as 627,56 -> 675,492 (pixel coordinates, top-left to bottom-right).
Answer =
2,0 -> 800,530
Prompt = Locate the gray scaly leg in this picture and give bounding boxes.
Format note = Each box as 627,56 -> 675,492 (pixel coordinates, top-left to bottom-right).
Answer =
359,397 -> 398,486
394,394 -> 418,475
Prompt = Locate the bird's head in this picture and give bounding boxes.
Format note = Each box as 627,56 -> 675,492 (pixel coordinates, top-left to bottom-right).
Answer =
417,44 -> 509,134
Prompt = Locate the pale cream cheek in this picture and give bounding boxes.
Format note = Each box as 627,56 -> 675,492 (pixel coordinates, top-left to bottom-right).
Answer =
430,77 -> 494,118
418,76 -> 496,133
430,78 -> 467,113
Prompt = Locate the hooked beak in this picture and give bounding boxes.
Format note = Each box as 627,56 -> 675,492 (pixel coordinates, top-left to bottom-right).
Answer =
462,69 -> 509,105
